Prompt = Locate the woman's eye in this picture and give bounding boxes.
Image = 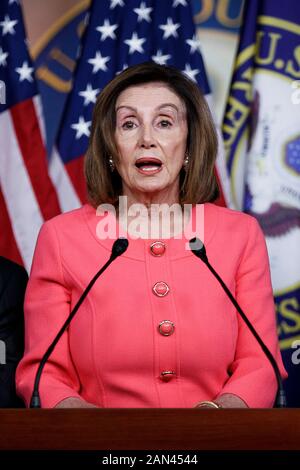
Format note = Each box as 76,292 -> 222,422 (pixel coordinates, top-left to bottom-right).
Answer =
122,120 -> 137,130
159,120 -> 172,128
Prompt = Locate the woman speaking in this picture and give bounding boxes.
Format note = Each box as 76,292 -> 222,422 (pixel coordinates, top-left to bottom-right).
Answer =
16,62 -> 287,408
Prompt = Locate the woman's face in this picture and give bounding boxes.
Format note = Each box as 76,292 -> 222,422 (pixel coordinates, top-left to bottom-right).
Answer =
114,82 -> 188,200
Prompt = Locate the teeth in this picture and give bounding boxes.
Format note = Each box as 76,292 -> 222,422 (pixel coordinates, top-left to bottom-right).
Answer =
139,165 -> 160,171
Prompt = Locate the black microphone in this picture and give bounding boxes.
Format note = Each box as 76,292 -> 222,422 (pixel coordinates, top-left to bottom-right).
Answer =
30,237 -> 129,408
189,237 -> 286,408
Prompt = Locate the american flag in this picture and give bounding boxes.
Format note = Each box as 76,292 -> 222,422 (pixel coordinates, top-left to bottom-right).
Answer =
1,0 -> 232,270
0,0 -> 60,270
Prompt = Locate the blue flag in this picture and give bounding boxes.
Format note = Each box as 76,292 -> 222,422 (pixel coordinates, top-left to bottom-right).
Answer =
223,0 -> 300,406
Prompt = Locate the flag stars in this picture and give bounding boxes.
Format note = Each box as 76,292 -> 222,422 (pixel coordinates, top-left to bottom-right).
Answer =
83,11 -> 90,27
110,0 -> 124,8
152,50 -> 171,65
124,32 -> 146,54
186,34 -> 202,54
116,63 -> 128,74
133,2 -> 153,23
79,83 -> 100,106
15,61 -> 34,82
96,19 -> 118,41
0,47 -> 8,67
71,116 -> 91,139
88,51 -> 110,73
173,0 -> 188,6
183,64 -> 199,82
0,15 -> 18,35
159,18 -> 180,39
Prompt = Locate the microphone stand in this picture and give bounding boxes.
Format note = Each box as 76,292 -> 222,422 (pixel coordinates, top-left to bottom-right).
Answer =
30,238 -> 128,408
189,237 -> 286,408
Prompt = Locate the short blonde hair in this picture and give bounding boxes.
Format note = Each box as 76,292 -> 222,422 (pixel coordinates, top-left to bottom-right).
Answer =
85,62 -> 219,208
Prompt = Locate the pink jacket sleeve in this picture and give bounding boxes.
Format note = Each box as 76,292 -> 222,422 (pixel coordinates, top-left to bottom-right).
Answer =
216,216 -> 287,407
16,221 -> 82,408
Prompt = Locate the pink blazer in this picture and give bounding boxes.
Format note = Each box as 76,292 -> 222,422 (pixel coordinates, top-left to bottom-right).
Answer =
16,202 -> 287,408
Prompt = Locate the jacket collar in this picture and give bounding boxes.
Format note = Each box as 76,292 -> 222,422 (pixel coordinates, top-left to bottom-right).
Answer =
82,202 -> 217,261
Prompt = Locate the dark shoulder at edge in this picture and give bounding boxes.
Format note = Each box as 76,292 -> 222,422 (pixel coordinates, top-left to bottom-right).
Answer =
0,256 -> 28,284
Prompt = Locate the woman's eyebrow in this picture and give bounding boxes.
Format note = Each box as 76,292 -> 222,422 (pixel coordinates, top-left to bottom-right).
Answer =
157,103 -> 179,112
116,103 -> 179,113
116,105 -> 137,113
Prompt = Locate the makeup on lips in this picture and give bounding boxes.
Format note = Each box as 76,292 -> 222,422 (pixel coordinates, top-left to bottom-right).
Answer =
135,157 -> 163,175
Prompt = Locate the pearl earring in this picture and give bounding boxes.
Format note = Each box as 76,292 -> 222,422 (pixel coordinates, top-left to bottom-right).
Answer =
108,156 -> 115,172
183,153 -> 189,170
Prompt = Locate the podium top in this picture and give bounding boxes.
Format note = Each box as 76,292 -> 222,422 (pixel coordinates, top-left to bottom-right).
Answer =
0,408 -> 299,450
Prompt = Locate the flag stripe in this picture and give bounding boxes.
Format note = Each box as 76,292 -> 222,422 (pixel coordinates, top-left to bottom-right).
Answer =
10,97 -> 61,220
33,96 -> 82,213
49,147 -> 81,212
65,156 -> 87,204
0,108 -> 44,271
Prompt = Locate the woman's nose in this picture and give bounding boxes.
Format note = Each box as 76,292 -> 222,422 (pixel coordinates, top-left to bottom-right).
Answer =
139,124 -> 156,148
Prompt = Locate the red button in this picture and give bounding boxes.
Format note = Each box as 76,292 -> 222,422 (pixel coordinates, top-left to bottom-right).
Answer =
150,241 -> 166,256
160,371 -> 176,381
153,281 -> 169,297
158,320 -> 175,336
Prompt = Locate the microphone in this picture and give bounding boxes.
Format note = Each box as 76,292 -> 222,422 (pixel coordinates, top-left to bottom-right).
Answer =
189,237 -> 287,408
30,237 -> 129,408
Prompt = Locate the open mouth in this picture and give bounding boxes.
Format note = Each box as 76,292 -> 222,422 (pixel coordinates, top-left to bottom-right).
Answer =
135,157 -> 162,173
